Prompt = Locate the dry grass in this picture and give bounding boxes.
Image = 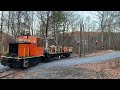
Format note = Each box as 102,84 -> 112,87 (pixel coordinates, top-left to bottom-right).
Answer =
84,50 -> 113,57
73,50 -> 114,58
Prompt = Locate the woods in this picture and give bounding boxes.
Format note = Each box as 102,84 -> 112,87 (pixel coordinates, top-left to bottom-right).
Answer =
0,11 -> 120,56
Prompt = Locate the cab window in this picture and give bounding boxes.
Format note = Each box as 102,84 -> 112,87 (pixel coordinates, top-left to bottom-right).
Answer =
37,38 -> 43,47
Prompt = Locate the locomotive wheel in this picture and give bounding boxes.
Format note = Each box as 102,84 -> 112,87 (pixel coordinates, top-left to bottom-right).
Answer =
8,63 -> 14,68
58,55 -> 61,59
44,57 -> 49,62
9,65 -> 13,68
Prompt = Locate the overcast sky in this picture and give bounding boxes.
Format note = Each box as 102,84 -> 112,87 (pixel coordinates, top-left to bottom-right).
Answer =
77,11 -> 98,21
0,11 -> 99,32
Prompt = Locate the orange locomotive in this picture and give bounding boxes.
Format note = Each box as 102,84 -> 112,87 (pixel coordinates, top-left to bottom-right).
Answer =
17,35 -> 44,57
1,33 -> 72,68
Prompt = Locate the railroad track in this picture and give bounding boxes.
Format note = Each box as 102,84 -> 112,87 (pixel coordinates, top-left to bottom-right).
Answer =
0,72 -> 15,79
61,55 -> 78,60
0,69 -> 21,79
0,69 -> 11,73
0,55 -> 78,79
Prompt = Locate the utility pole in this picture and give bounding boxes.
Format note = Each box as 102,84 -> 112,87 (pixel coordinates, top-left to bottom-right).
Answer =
101,25 -> 104,50
79,21 -> 82,57
82,22 -> 85,56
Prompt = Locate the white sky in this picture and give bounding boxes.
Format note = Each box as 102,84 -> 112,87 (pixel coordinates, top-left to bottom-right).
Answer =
77,11 -> 98,21
0,11 -> 98,22
0,11 -> 99,32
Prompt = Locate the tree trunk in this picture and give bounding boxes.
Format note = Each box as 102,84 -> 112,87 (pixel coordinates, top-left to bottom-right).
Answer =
17,11 -> 21,36
45,11 -> 50,52
108,32 -> 111,50
31,11 -> 34,36
0,11 -> 3,37
63,24 -> 65,47
111,33 -> 116,50
0,11 -> 4,52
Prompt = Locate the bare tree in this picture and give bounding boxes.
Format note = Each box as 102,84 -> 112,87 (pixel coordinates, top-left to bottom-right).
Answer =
95,11 -> 120,51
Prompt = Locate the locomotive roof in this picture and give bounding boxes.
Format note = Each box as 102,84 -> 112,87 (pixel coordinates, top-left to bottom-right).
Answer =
17,35 -> 43,39
9,42 -> 31,44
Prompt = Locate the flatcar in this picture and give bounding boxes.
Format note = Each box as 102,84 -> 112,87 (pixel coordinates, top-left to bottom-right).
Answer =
1,33 -> 72,68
